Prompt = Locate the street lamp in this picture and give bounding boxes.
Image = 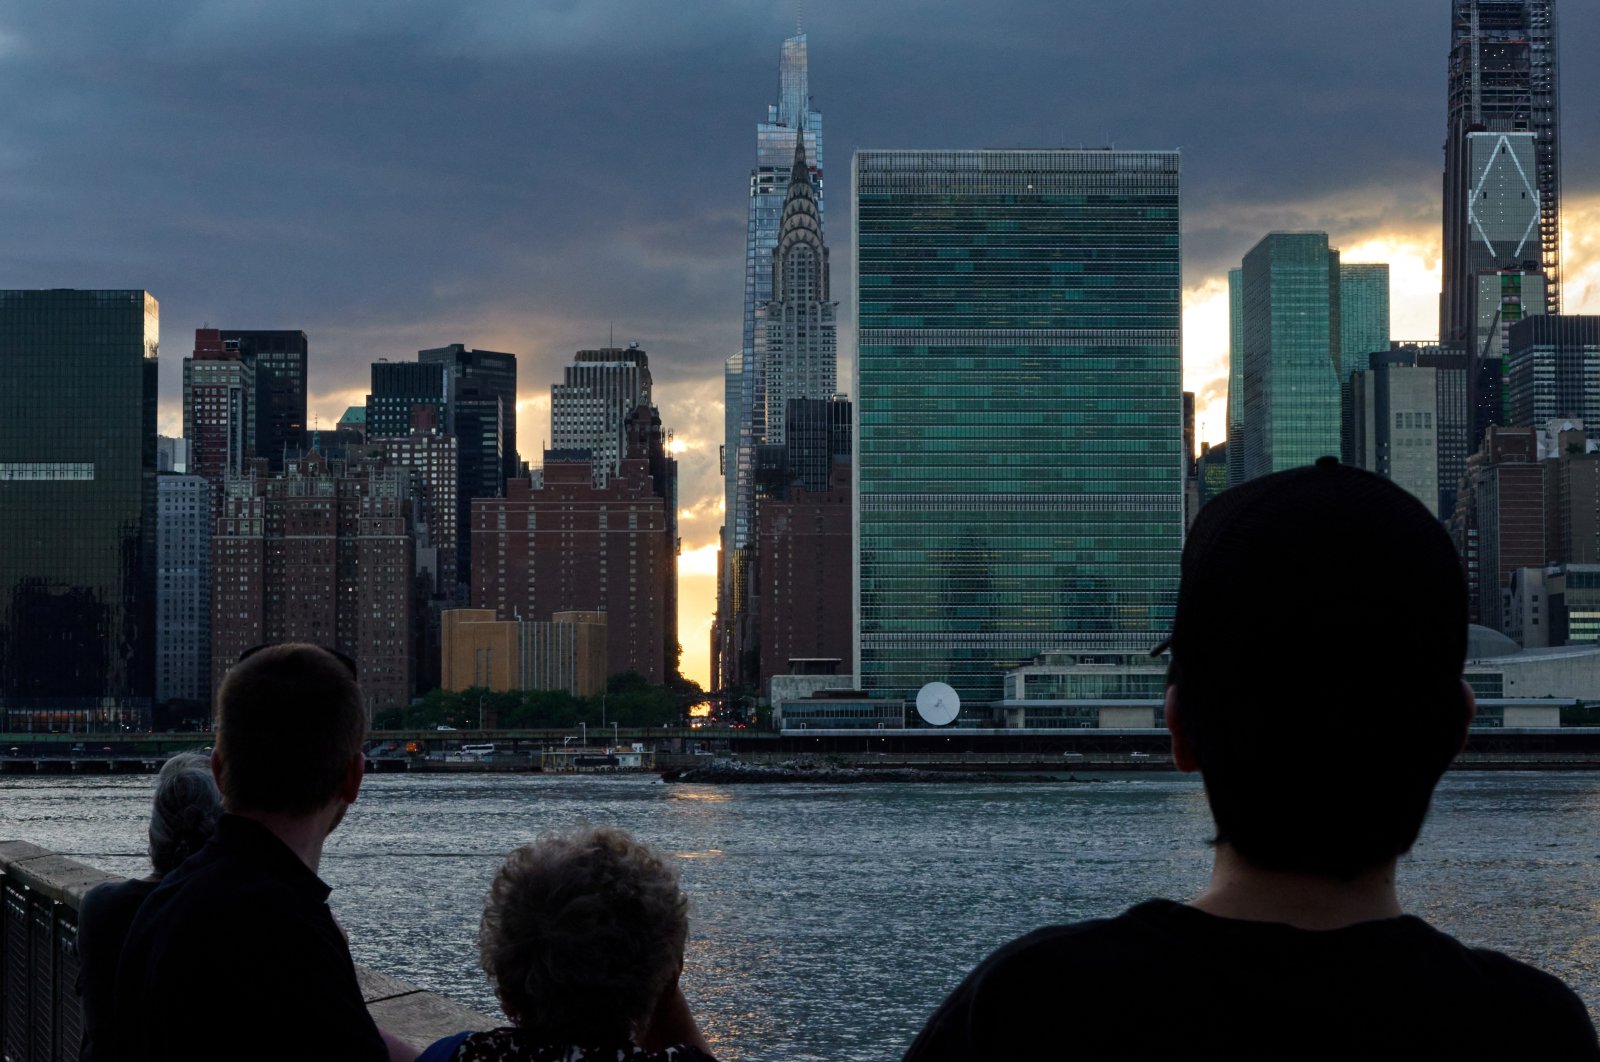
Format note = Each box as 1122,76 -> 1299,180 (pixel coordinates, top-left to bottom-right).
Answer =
612,721 -> 619,748
580,721 -> 587,748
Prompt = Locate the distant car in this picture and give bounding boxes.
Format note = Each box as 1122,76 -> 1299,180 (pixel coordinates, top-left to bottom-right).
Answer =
435,725 -> 456,731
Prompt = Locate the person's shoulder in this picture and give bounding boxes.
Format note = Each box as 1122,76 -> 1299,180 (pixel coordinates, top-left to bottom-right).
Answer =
1445,931 -> 1592,1015
80,877 -> 158,922
902,902 -> 1169,1061
1402,920 -> 1597,1048
968,898 -> 1171,979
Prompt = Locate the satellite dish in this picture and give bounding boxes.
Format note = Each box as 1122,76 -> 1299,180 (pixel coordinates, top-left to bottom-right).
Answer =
916,682 -> 960,726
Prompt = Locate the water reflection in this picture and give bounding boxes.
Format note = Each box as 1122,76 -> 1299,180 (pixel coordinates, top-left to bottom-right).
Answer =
0,772 -> 1594,1061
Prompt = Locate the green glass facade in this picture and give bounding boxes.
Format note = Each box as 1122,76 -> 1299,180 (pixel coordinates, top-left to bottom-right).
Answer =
852,150 -> 1183,705
1338,263 -> 1391,379
0,290 -> 159,717
1239,233 -> 1342,480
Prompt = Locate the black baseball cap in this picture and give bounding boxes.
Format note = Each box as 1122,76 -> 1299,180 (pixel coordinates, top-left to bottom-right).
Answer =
1154,456 -> 1467,682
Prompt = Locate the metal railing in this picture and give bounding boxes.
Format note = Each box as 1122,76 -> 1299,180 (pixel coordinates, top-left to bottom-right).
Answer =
0,841 -> 490,1061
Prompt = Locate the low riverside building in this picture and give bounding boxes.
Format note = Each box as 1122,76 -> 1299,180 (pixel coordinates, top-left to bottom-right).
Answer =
994,653 -> 1167,729
775,688 -> 905,730
440,608 -> 608,697
1465,637 -> 1600,727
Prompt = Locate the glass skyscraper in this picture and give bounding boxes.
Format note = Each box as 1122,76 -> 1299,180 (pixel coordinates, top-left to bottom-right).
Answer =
1238,233 -> 1343,480
732,32 -> 823,554
1338,264 -> 1391,379
1443,0 -> 1560,347
0,290 -> 159,721
852,150 -> 1184,705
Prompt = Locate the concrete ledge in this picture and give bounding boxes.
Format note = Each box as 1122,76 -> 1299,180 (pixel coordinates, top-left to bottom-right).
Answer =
6,853 -> 121,906
370,990 -> 497,1048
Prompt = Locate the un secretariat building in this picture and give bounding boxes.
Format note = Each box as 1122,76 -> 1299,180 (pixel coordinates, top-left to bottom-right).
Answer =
851,149 -> 1184,707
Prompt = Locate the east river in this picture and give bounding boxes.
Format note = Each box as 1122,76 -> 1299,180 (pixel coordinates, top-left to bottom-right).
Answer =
1,771 -> 1597,1060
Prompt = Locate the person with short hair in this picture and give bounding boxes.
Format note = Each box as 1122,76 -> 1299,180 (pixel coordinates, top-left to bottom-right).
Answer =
113,643 -> 418,1061
904,458 -> 1599,1060
76,750 -> 222,1062
419,826 -> 716,1062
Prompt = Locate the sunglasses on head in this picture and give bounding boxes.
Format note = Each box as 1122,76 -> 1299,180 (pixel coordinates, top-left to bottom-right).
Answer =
236,643 -> 359,679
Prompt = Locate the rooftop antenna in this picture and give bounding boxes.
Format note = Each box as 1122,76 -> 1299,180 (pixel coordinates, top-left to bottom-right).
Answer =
610,321 -> 614,348
796,0 -> 804,34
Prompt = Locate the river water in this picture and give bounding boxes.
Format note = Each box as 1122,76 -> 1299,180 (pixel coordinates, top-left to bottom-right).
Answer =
1,771 -> 1596,1060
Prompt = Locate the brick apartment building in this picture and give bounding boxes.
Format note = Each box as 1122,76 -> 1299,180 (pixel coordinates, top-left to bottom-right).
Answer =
471,407 -> 678,684
210,451 -> 416,716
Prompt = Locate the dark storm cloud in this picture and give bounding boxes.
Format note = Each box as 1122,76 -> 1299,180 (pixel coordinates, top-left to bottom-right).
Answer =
1,0 -> 1595,516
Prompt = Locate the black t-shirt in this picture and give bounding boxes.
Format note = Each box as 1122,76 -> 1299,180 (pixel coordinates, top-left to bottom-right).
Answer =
76,876 -> 161,1062
904,899 -> 1599,1061
112,814 -> 387,1062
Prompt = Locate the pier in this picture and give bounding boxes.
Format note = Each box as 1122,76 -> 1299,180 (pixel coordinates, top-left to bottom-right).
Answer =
0,841 -> 491,1060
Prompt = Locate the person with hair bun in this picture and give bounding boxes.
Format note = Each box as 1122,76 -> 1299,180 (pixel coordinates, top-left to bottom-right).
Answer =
76,750 -> 222,1062
419,826 -> 717,1062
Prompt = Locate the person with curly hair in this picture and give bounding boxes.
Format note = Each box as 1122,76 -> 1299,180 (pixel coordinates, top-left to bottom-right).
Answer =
76,750 -> 222,1062
420,826 -> 717,1062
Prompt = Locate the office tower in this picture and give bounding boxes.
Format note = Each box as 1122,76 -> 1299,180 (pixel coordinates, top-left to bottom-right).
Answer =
367,361 -> 447,439
757,399 -> 852,697
0,290 -> 159,724
156,473 -> 210,705
1542,423 -> 1600,566
550,345 -> 654,484
210,454 -> 417,718
1507,316 -> 1600,428
417,343 -> 518,593
853,150 -> 1183,704
1235,237 -> 1389,480
382,407 -> 459,599
419,343 -> 519,487
1197,442 -> 1230,510
1338,264 -> 1391,379
1399,343 -> 1473,518
758,136 -> 838,445
220,330 -> 308,472
1182,392 -> 1197,478
1337,264 -> 1392,464
1226,269 -> 1246,486
183,328 -> 255,514
1442,1 -> 1560,439
471,408 -> 677,683
1461,426 -> 1545,630
157,436 -> 191,473
1350,355 -> 1442,516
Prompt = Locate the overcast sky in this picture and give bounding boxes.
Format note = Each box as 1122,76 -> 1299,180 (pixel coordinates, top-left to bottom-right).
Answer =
4,1 -> 1596,683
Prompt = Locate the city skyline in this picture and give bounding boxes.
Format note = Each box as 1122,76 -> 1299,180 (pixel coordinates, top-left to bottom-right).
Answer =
5,2 -> 1600,686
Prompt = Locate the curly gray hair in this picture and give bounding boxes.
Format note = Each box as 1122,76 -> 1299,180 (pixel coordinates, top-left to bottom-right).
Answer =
148,751 -> 223,875
480,826 -> 689,1043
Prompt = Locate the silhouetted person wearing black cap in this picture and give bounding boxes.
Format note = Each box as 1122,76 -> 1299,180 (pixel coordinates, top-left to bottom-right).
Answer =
905,457 -> 1598,1060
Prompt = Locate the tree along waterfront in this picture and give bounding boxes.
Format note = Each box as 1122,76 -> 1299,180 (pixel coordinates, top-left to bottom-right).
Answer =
372,671 -> 705,731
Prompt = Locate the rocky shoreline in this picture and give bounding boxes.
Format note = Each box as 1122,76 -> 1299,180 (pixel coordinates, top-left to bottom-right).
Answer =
660,759 -> 1101,785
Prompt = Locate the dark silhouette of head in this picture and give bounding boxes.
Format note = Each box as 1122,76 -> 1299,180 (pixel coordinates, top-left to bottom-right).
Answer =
1164,458 -> 1470,878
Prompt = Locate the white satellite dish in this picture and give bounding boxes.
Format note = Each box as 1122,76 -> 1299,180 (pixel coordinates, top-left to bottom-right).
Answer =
916,681 -> 960,726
